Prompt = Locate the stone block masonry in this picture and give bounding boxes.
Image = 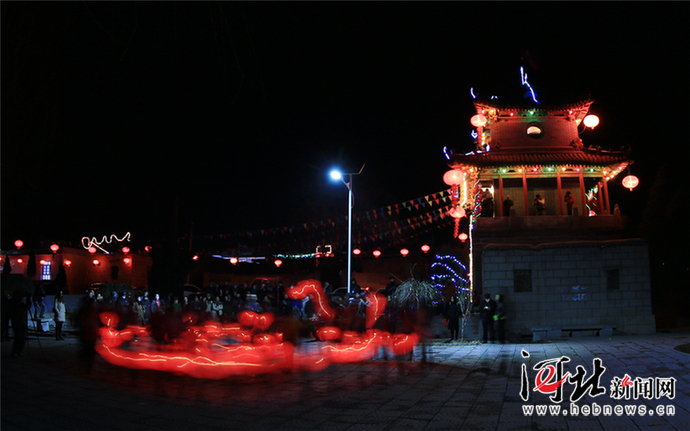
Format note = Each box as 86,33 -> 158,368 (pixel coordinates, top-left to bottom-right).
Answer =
481,239 -> 656,337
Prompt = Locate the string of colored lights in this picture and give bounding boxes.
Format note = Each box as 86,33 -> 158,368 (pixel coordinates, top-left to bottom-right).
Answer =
81,232 -> 131,254
431,255 -> 469,292
520,67 -> 540,104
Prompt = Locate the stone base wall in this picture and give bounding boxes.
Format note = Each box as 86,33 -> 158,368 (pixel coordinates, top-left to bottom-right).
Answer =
481,239 -> 656,337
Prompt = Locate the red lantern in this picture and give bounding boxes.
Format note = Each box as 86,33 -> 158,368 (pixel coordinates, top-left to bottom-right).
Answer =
449,206 -> 466,219
40,259 -> 46,265
192,255 -> 199,261
400,248 -> 409,257
421,244 -> 430,253
50,244 -> 60,253
229,257 -> 238,265
352,248 -> 361,256
122,246 -> 130,254
17,258 -> 24,264
459,233 -> 468,242
64,260 -> 72,267
443,170 -> 464,186
621,175 -> 639,191
274,259 -> 283,268
14,239 -> 23,249
88,247 -> 97,254
373,250 -> 382,258
144,246 -> 152,253
470,114 -> 487,128
92,259 -> 101,266
123,257 -> 132,265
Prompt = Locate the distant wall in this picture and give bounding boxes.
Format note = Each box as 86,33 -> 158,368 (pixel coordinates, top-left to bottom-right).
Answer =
481,239 -> 656,336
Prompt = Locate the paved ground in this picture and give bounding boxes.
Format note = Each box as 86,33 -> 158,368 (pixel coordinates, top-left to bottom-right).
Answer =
2,327 -> 689,431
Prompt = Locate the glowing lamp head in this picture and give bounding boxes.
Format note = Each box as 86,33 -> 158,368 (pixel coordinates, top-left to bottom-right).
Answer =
459,233 -> 468,242
229,257 -> 238,265
443,169 -> 464,186
583,114 -> 600,129
400,248 -> 409,257
14,240 -> 23,249
352,248 -> 361,256
50,244 -> 60,253
274,259 -> 283,268
88,247 -> 97,254
372,250 -> 382,258
122,246 -> 130,254
330,170 -> 342,180
17,258 -> 24,264
470,114 -> 487,128
621,175 -> 639,191
421,244 -> 430,253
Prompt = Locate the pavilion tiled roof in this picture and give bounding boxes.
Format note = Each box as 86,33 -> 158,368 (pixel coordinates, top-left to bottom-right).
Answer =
454,147 -> 631,168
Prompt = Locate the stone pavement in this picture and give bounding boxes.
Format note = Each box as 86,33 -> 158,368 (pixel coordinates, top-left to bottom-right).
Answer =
2,328 -> 689,431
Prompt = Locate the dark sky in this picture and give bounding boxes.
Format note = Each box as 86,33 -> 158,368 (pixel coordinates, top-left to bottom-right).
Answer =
2,2 -> 689,251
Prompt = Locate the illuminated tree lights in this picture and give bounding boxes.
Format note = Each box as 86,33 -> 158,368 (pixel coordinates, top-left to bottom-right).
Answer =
431,255 -> 469,293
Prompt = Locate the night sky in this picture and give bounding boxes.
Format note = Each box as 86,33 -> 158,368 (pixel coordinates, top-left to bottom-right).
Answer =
2,2 -> 689,253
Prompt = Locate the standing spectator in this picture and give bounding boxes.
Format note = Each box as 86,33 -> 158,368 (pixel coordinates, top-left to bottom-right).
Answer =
2,290 -> 11,342
32,283 -> 46,319
131,296 -> 146,325
480,293 -> 497,344
9,291 -> 32,357
211,296 -> 223,320
564,191 -> 575,215
480,191 -> 494,217
444,296 -> 461,342
384,276 -> 398,299
350,279 -> 362,296
303,296 -> 318,341
141,292 -> 151,324
53,295 -> 66,340
322,281 -> 333,297
533,194 -> 546,216
150,293 -> 165,315
503,195 -> 514,217
495,294 -> 507,344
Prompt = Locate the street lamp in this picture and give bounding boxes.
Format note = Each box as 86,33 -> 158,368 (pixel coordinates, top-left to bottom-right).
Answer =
330,164 -> 365,295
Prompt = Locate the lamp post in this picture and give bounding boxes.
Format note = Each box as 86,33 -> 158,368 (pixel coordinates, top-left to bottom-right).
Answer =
330,164 -> 365,295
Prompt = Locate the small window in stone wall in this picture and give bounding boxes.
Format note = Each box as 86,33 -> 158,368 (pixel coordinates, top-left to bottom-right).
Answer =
111,265 -> 119,281
514,269 -> 532,292
606,269 -> 619,290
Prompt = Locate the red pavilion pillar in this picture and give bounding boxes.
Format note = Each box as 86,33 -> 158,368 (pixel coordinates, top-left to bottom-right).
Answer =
602,177 -> 610,215
557,171 -> 563,215
498,174 -> 505,217
522,170 -> 529,216
578,167 -> 587,216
